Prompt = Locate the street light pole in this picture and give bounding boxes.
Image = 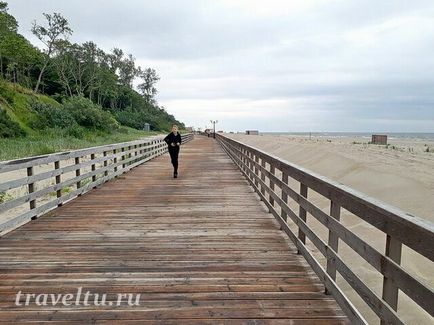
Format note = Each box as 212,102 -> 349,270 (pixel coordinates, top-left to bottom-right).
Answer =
210,120 -> 218,139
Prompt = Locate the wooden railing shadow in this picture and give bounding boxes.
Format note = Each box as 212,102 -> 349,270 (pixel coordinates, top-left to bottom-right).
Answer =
217,133 -> 434,325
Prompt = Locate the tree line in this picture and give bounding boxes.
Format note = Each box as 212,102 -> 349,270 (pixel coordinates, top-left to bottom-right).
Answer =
0,1 -> 183,132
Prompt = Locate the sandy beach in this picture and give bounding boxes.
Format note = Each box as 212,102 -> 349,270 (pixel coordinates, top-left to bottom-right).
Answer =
225,133 -> 434,324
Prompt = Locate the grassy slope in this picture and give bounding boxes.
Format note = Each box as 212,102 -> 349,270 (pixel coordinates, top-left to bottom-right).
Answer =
0,129 -> 161,161
0,82 -> 161,161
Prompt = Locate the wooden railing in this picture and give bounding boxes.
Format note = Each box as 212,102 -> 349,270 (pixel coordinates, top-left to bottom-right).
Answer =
0,133 -> 193,235
216,133 -> 434,325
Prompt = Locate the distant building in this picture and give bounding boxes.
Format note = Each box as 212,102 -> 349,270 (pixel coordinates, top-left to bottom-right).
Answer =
371,134 -> 387,145
143,123 -> 150,131
246,130 -> 259,135
217,130 -> 224,133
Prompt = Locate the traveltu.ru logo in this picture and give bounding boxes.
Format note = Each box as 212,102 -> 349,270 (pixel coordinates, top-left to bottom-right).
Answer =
15,288 -> 141,307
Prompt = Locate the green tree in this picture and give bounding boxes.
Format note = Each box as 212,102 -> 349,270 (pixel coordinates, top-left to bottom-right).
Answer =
31,12 -> 72,93
3,34 -> 40,86
0,1 -> 18,77
137,67 -> 159,103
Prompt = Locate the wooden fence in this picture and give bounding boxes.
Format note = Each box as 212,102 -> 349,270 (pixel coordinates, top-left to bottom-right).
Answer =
216,133 -> 434,325
0,133 -> 193,235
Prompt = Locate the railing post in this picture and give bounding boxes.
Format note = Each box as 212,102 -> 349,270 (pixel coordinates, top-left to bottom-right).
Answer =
103,151 -> 108,177
54,161 -> 62,206
269,165 -> 275,209
113,149 -> 118,173
246,151 -> 252,180
249,152 -> 254,181
91,153 -> 96,187
75,157 -> 81,195
281,170 -> 288,222
242,148 -> 246,174
326,200 -> 341,294
381,235 -> 402,323
254,155 -> 259,188
260,158 -> 266,197
27,166 -> 36,220
239,147 -> 244,172
121,147 -> 126,169
298,183 -> 308,254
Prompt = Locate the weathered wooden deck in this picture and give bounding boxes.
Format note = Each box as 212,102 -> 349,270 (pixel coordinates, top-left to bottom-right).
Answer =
0,136 -> 347,324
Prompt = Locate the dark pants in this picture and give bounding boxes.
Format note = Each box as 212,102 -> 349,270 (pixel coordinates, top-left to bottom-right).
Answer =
169,147 -> 179,173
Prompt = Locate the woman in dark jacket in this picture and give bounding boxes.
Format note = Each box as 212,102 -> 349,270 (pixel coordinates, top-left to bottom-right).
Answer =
164,125 -> 182,178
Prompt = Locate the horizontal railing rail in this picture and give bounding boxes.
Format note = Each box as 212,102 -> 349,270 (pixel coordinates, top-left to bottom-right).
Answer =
216,133 -> 434,325
0,133 -> 193,235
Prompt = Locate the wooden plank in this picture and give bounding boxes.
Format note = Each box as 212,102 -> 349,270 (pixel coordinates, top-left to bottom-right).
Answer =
224,137 -> 434,316
218,135 -> 434,322
0,142 -> 186,218
381,236 -> 402,320
298,183 -> 308,252
26,166 -> 36,220
0,135 -> 347,324
281,171 -> 288,222
0,145 -> 179,234
217,134 -> 434,261
219,141 -> 365,324
326,200 -> 341,292
224,145 -> 400,324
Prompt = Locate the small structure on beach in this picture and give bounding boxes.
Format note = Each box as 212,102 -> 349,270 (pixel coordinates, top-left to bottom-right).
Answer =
371,134 -> 388,145
246,130 -> 259,135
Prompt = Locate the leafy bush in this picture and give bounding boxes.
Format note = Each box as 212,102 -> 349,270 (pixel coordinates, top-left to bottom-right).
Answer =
0,81 -> 15,104
0,108 -> 26,138
63,96 -> 119,132
31,101 -> 77,130
63,125 -> 86,138
114,109 -> 152,130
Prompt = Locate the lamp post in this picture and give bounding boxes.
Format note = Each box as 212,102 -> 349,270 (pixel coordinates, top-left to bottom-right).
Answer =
210,120 -> 218,139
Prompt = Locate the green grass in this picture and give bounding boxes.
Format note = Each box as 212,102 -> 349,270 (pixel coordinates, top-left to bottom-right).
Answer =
0,127 -> 161,161
0,192 -> 13,204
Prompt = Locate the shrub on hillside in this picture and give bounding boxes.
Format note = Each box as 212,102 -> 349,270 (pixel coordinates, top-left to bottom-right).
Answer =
114,109 -> 153,130
31,101 -> 77,130
0,81 -> 15,104
63,96 -> 119,132
0,108 -> 26,138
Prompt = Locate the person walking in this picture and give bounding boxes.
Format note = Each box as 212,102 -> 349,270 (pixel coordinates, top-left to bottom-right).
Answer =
164,125 -> 182,178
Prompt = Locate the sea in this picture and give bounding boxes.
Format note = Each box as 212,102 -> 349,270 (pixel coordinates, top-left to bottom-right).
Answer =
261,132 -> 434,140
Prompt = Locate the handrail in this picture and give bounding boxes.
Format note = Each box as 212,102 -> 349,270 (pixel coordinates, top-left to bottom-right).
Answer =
216,133 -> 434,325
0,133 -> 193,235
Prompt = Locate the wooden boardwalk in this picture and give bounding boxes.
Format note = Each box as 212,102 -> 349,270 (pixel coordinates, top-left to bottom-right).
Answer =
0,136 -> 348,324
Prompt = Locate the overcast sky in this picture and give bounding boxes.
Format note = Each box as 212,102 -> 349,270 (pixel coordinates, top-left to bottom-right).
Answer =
8,0 -> 434,132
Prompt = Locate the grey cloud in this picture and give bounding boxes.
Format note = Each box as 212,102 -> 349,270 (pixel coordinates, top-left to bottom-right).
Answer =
7,0 -> 434,131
